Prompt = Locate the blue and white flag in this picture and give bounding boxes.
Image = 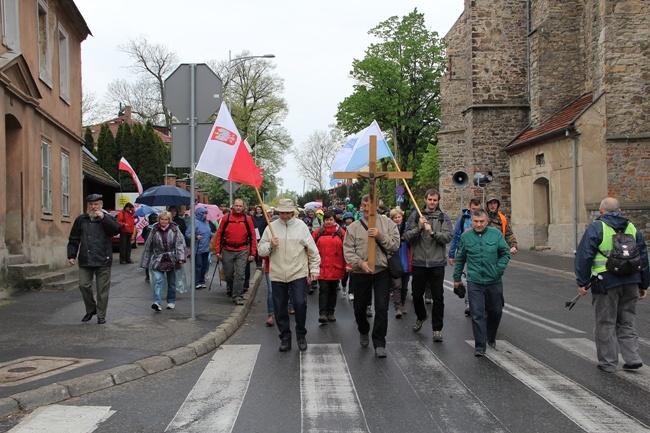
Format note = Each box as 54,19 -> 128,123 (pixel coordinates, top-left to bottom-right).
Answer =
329,120 -> 395,187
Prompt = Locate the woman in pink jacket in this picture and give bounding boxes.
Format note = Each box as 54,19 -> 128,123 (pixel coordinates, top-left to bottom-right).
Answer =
312,211 -> 346,323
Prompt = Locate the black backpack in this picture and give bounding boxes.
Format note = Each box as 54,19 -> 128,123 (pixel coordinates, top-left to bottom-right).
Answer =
599,222 -> 642,276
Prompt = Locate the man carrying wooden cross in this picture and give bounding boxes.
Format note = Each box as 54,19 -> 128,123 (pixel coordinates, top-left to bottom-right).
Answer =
337,135 -> 409,358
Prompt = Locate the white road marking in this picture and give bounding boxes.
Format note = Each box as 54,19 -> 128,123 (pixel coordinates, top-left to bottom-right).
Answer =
391,342 -> 508,433
300,344 -> 368,433
471,340 -> 650,432
639,337 -> 650,349
165,345 -> 259,433
8,405 -> 114,433
504,303 -> 585,333
550,337 -> 650,392
501,309 -> 565,334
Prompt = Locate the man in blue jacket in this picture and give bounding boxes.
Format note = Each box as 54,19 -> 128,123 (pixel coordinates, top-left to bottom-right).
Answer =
453,208 -> 510,356
575,197 -> 649,372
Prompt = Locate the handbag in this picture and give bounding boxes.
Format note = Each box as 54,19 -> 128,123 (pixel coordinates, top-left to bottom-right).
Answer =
359,220 -> 404,278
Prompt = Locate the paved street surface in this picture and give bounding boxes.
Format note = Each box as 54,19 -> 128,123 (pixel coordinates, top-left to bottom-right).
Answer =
1,249 -> 649,432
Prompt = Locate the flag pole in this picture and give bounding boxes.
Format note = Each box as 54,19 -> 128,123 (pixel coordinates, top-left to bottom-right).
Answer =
391,159 -> 423,218
254,186 -> 275,238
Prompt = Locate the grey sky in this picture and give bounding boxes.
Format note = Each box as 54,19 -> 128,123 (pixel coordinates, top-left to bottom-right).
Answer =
74,0 -> 463,198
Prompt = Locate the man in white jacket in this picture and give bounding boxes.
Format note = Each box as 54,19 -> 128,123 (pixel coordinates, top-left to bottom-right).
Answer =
259,198 -> 321,352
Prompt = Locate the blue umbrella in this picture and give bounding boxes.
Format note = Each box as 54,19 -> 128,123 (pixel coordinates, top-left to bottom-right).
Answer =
133,205 -> 156,217
135,185 -> 191,207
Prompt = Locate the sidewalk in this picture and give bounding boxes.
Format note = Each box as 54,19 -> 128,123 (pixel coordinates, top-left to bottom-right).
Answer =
0,246 -> 574,419
0,247 -> 261,418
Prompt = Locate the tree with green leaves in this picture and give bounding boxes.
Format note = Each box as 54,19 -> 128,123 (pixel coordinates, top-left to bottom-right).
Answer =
336,8 -> 445,187
83,127 -> 95,155
96,123 -> 119,180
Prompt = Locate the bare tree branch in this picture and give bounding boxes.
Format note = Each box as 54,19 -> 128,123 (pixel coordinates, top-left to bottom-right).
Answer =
292,129 -> 341,190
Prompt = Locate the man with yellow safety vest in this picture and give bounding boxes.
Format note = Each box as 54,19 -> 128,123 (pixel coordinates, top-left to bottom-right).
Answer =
575,197 -> 649,373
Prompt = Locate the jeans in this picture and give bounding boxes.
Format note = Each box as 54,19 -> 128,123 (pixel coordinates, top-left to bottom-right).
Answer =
151,269 -> 176,305
467,281 -> 504,352
318,280 -> 339,315
412,266 -> 445,330
78,266 -> 112,318
592,283 -> 641,371
353,270 -> 390,348
272,278 -> 308,342
194,252 -> 210,286
222,249 -> 248,299
265,273 -> 274,315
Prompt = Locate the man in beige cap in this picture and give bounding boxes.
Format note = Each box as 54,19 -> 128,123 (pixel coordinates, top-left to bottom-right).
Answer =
259,198 -> 320,352
67,194 -> 121,324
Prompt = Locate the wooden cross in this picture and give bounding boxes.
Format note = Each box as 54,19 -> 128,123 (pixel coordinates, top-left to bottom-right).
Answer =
333,135 -> 412,271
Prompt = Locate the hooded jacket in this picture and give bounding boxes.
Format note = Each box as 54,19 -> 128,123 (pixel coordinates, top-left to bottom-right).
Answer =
258,216 -> 321,283
305,206 -> 321,229
575,212 -> 650,290
312,224 -> 346,280
140,222 -> 187,271
185,207 -> 213,254
486,197 -> 518,249
404,207 -> 453,267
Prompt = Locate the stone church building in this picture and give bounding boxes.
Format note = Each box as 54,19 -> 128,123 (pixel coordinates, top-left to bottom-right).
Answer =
438,0 -> 649,254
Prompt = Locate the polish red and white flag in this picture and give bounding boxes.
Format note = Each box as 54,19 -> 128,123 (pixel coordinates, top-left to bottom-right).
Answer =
196,102 -> 263,188
118,157 -> 143,194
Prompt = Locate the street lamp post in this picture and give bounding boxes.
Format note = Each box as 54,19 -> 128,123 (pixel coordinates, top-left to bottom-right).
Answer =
227,50 -> 275,206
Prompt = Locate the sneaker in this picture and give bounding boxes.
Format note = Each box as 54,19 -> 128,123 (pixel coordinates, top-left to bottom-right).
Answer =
341,286 -> 347,294
401,307 -> 407,315
488,340 -> 496,350
366,306 -> 373,318
395,307 -> 403,319
433,331 -> 443,342
425,297 -> 433,304
474,350 -> 485,357
412,315 -> 427,333
166,303 -> 175,310
151,303 -> 162,312
195,285 -> 204,290
360,334 -> 369,348
327,314 -> 336,322
265,314 -> 275,327
297,338 -> 308,352
279,340 -> 291,352
318,314 -> 328,324
308,288 -> 314,295
348,293 -> 354,301
622,363 -> 643,370
375,347 -> 387,358
235,297 -> 245,306
464,306 -> 471,316
226,289 -> 232,297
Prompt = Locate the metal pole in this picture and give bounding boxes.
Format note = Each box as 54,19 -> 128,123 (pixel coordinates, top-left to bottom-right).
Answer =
228,50 -> 233,207
189,63 -> 197,319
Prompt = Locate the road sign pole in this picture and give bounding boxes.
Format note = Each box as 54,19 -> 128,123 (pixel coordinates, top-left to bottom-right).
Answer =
189,63 -> 196,320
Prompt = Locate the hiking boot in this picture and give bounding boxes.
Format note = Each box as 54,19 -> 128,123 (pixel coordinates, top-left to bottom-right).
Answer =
327,314 -> 336,322
433,331 -> 443,342
464,306 -> 471,316
375,347 -> 387,358
412,315 -> 427,333
360,334 -> 369,348
318,314 -> 328,324
279,340 -> 291,352
235,297 -> 245,306
488,340 -> 496,350
297,338 -> 308,352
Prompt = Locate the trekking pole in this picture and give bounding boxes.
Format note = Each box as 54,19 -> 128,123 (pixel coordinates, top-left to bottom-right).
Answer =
208,258 -> 220,291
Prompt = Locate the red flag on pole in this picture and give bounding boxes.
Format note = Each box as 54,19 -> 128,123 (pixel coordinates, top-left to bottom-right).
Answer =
118,157 -> 143,194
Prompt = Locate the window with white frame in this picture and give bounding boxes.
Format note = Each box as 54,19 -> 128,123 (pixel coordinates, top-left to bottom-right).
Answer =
42,141 -> 52,214
37,0 -> 52,87
1,0 -> 20,50
61,152 -> 70,216
58,24 -> 69,103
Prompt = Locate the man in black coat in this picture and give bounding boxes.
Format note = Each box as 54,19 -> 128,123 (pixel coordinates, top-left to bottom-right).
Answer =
67,194 -> 121,324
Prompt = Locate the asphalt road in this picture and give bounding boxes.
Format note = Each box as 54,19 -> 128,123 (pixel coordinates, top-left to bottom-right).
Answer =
3,262 -> 650,433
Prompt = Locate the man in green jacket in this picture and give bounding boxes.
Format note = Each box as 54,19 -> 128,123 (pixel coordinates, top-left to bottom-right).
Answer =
453,208 -> 510,356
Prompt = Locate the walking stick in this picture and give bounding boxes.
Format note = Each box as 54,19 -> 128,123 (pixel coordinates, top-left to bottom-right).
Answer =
208,257 -> 221,291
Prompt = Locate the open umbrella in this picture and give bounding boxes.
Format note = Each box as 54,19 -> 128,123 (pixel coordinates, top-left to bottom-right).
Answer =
304,201 -> 323,208
196,203 -> 223,222
136,185 -> 191,207
133,205 -> 156,217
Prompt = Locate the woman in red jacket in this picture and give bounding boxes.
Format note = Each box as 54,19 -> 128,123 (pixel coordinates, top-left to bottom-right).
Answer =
312,211 -> 346,323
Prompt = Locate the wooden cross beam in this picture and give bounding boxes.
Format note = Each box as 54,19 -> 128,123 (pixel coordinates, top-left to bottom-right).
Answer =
333,135 -> 412,272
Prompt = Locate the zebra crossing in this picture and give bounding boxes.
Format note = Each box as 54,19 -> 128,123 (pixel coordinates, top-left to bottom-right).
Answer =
9,338 -> 650,433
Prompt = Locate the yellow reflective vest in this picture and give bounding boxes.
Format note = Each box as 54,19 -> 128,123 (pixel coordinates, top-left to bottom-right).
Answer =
591,221 -> 637,274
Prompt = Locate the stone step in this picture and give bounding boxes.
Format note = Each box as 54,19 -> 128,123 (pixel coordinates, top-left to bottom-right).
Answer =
46,278 -> 79,291
6,263 -> 51,286
23,270 -> 66,290
7,254 -> 26,266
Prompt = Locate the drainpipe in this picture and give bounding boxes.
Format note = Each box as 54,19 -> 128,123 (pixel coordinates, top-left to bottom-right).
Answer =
526,0 -> 531,117
568,129 -> 578,253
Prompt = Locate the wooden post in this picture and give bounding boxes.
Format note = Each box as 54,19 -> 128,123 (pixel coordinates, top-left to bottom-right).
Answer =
333,135 -> 412,271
